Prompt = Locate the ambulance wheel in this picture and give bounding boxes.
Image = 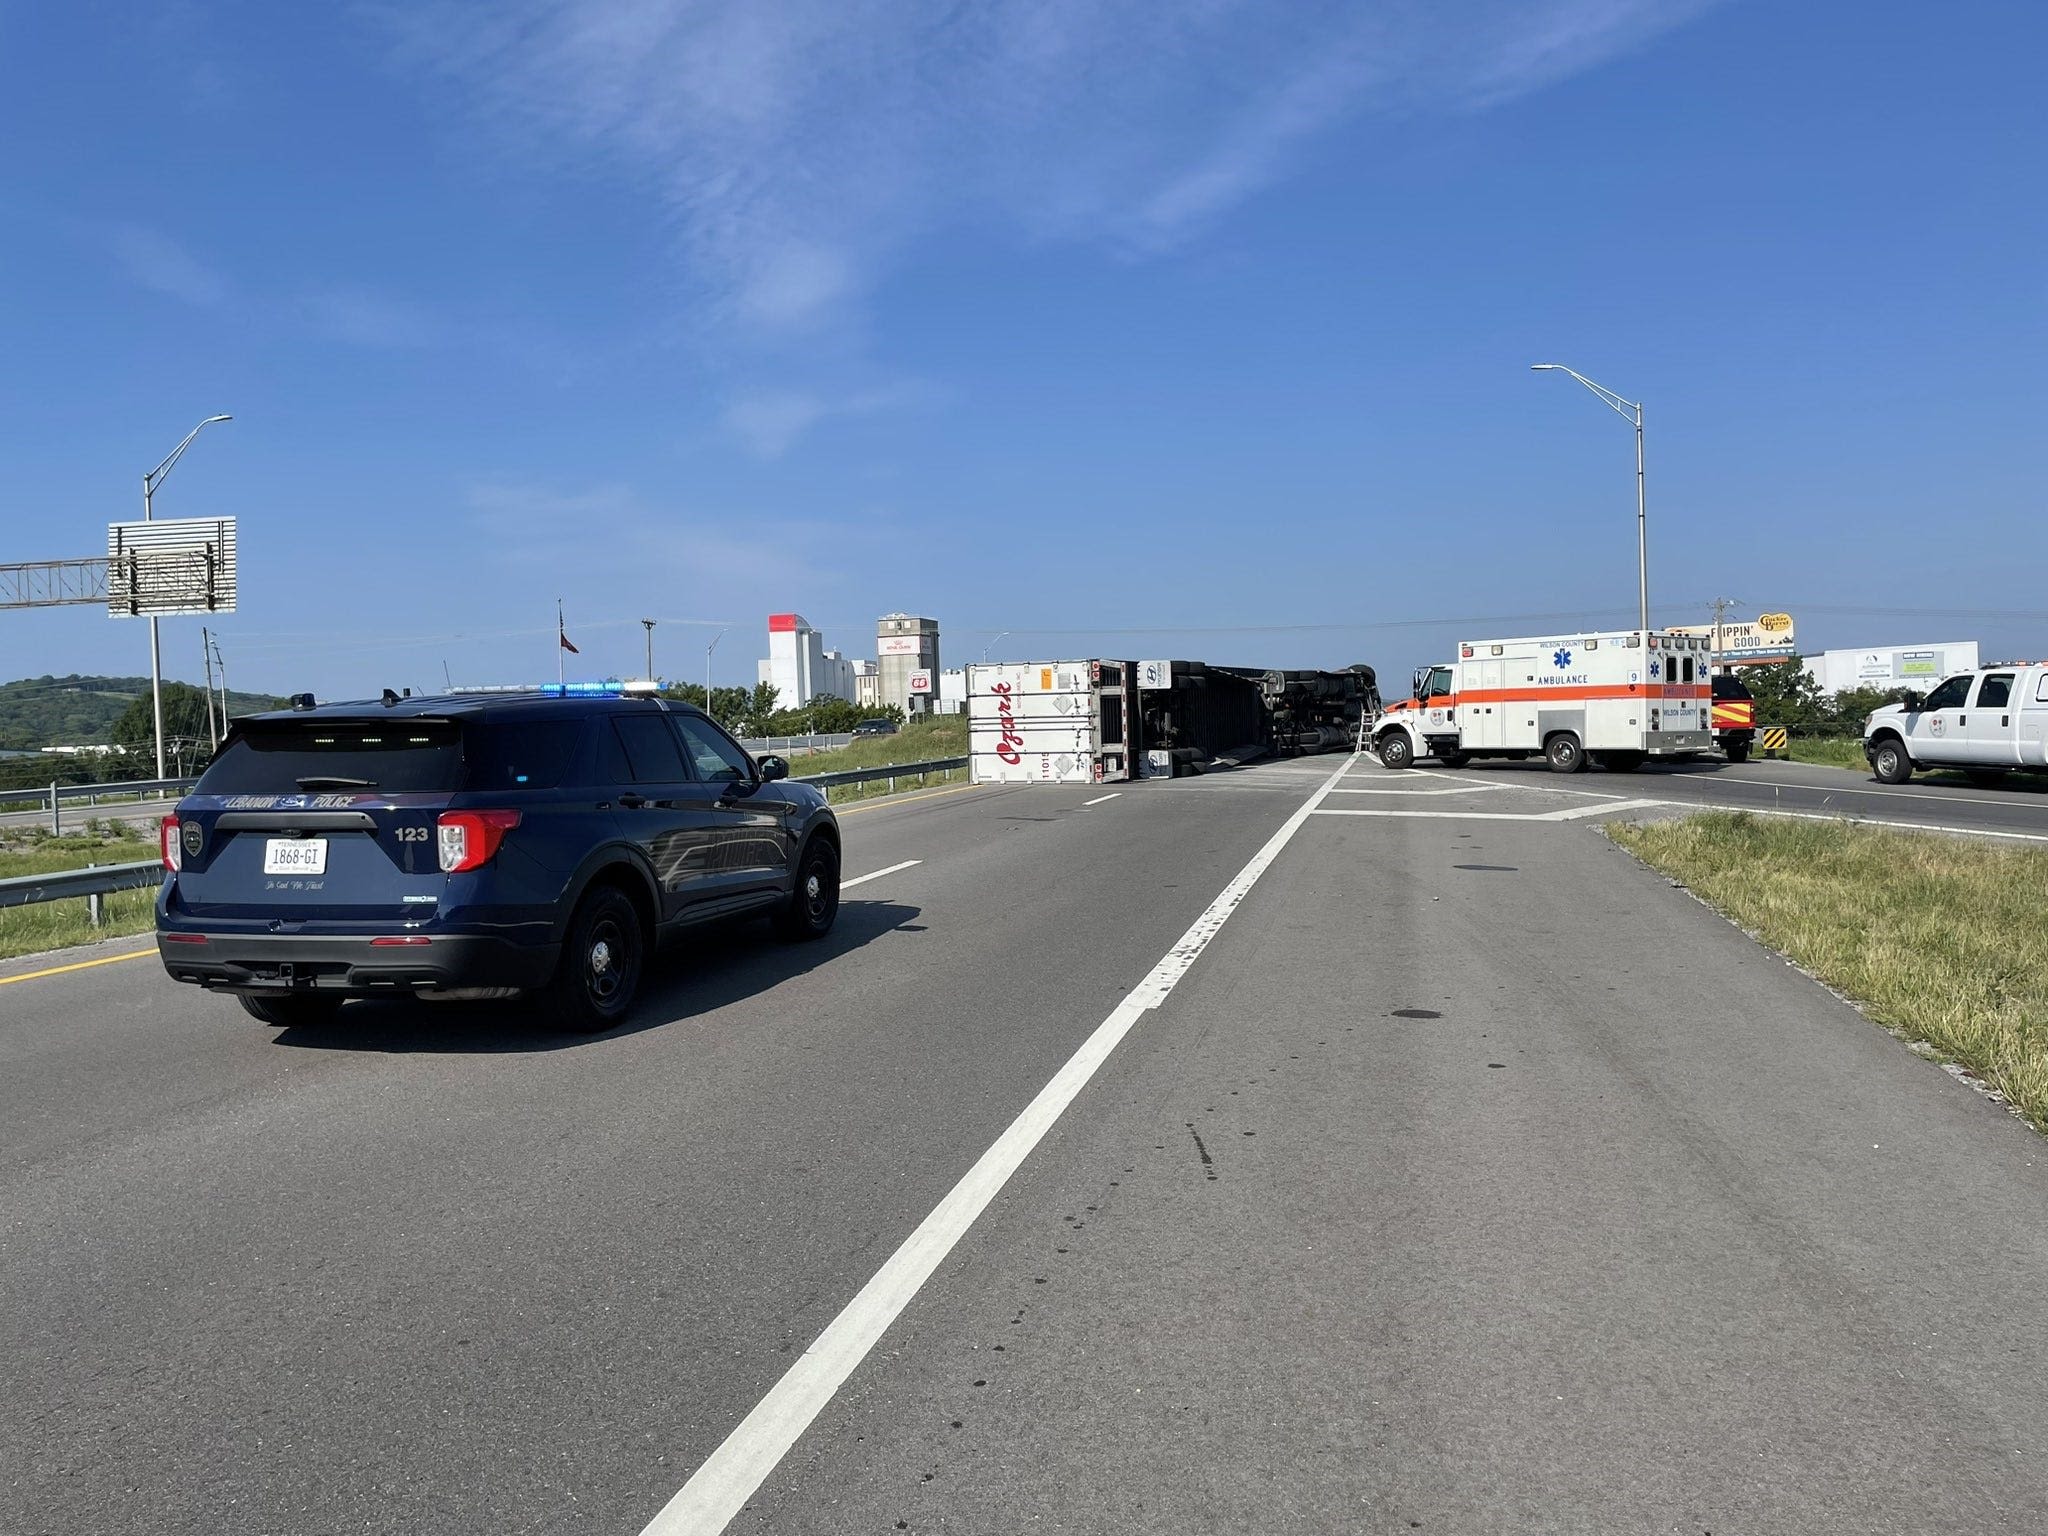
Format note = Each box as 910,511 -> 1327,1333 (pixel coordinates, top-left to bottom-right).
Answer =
1600,751 -> 1645,773
1723,740 -> 1751,763
1440,751 -> 1471,769
1545,733 -> 1587,774
1377,732 -> 1414,770
1868,736 -> 1913,784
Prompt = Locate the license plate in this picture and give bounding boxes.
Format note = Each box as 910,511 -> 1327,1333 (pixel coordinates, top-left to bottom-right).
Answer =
263,838 -> 328,875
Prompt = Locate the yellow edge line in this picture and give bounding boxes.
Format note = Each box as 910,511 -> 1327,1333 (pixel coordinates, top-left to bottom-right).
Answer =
0,945 -> 156,987
837,781 -> 990,817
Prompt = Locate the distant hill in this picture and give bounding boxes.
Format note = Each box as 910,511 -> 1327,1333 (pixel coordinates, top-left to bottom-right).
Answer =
0,674 -> 285,751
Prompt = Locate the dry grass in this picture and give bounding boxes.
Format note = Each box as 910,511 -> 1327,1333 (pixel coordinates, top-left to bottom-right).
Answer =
1611,812 -> 2048,1130
781,716 -> 970,803
0,888 -> 156,962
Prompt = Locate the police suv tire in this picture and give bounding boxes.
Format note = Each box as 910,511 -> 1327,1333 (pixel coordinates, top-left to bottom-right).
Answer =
1377,732 -> 1414,771
239,993 -> 344,1028
542,886 -> 644,1033
1440,751 -> 1472,769
1545,733 -> 1587,774
1869,736 -> 1912,784
1724,740 -> 1751,763
777,836 -> 841,941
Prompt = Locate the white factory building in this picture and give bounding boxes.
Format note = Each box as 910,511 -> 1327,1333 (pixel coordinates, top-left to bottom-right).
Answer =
756,613 -> 860,709
1806,641 -> 1981,694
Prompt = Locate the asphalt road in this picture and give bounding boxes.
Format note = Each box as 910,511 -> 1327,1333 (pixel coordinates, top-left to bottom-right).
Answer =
5,756 -> 2047,1535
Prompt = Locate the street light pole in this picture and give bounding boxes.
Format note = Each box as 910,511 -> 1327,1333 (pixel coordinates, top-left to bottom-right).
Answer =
142,414 -> 233,780
641,618 -> 657,681
1530,366 -> 1648,635
982,631 -> 1010,664
706,628 -> 728,720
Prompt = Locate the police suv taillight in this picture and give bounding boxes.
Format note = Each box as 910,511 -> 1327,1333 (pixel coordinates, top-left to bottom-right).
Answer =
160,815 -> 181,873
436,809 -> 521,873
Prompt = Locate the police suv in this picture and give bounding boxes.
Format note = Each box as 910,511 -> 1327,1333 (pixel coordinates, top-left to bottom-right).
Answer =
156,685 -> 842,1031
1864,665 -> 2048,786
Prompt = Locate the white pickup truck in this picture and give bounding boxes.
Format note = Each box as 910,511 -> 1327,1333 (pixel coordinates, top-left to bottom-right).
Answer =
1863,665 -> 2048,784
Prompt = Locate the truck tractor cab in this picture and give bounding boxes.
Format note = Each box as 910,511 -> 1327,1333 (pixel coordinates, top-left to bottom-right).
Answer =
1370,663 -> 1464,770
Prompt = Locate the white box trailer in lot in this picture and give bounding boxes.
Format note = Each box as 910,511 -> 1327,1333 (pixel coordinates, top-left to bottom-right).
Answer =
968,661 -> 1138,783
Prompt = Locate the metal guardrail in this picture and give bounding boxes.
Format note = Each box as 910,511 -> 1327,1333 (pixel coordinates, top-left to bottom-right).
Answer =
0,859 -> 161,912
799,757 -> 968,793
0,776 -> 198,833
0,758 -> 972,917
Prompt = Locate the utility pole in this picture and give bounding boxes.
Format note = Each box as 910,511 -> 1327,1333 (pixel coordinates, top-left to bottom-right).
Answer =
1708,597 -> 1740,672
211,633 -> 229,731
201,626 -> 220,750
141,415 -> 232,780
642,618 -> 657,681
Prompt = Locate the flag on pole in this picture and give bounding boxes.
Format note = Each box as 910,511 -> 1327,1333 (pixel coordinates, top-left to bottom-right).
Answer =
557,598 -> 579,654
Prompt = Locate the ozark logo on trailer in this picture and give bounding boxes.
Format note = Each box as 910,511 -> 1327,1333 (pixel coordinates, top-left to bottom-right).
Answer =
1553,648 -> 1572,669
990,682 -> 1025,764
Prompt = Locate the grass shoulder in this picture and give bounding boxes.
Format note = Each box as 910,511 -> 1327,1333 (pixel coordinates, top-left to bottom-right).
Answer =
1611,812 -> 2048,1132
779,716 -> 967,779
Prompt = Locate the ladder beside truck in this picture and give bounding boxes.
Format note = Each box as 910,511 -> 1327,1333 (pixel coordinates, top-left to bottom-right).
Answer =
1370,629 -> 1713,773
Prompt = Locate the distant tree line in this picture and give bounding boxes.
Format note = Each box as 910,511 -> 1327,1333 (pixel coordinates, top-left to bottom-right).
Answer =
1739,658 -> 1922,732
658,682 -> 904,737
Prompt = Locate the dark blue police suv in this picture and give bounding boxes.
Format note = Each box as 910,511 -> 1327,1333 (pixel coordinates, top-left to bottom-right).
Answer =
156,686 -> 841,1032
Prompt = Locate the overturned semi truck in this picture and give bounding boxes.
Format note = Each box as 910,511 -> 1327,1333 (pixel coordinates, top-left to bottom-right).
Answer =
967,659 -> 1379,783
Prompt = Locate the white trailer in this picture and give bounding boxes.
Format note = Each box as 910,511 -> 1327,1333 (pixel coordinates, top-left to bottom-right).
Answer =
968,661 -> 1138,784
1371,629 -> 1713,773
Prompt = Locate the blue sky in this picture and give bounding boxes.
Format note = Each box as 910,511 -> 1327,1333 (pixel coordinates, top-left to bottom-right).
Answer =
2,0 -> 2042,701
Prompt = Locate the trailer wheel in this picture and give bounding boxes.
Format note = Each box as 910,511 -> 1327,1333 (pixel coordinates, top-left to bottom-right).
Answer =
1544,733 -> 1587,774
1376,731 -> 1414,770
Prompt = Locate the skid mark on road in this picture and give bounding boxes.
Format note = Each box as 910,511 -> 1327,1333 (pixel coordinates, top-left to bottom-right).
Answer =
637,754 -> 1361,1536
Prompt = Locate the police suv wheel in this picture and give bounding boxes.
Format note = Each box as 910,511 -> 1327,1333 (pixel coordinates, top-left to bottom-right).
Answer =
544,886 -> 644,1033
1545,734 -> 1586,774
777,838 -> 841,941
1869,738 -> 1912,785
1377,732 -> 1414,771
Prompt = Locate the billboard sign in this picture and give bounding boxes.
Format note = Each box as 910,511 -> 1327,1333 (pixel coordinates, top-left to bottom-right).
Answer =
1674,613 -> 1796,661
1136,659 -> 1174,690
107,517 -> 237,617
877,635 -> 923,657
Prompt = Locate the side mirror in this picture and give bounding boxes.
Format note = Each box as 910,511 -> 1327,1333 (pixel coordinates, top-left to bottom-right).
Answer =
757,755 -> 789,782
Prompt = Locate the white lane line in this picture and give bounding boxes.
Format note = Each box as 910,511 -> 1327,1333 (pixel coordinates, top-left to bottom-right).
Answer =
1325,783 -> 1509,796
1708,806 -> 2048,844
1536,797 -> 1672,821
1313,809 -> 1614,821
1081,792 -> 1122,806
1710,775 -> 2048,811
840,860 -> 921,890
638,753 -> 1361,1536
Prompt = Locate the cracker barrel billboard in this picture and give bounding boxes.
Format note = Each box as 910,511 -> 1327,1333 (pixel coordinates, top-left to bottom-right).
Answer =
1674,613 -> 1796,661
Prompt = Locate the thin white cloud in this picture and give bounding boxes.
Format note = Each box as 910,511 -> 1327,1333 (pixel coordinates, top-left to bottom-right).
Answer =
721,380 -> 937,459
108,224 -> 231,307
299,286 -> 446,349
378,0 -> 1717,332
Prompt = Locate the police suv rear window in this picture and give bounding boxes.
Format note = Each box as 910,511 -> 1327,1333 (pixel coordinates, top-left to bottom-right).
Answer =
196,718 -> 583,794
198,721 -> 465,794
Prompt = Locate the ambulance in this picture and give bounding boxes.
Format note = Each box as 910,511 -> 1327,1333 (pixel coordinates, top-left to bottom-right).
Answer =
1370,630 -> 1713,772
